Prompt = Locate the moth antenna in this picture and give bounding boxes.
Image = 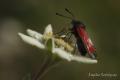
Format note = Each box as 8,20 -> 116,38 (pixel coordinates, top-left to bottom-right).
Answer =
56,13 -> 72,20
65,8 -> 75,18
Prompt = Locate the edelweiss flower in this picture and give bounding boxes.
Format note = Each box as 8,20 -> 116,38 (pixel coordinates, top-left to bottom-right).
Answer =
18,24 -> 97,64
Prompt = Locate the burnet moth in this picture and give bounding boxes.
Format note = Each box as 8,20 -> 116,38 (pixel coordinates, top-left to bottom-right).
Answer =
56,8 -> 97,59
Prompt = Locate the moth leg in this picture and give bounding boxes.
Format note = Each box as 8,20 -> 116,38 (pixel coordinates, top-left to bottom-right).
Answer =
72,41 -> 77,55
54,29 -> 65,37
55,26 -> 70,36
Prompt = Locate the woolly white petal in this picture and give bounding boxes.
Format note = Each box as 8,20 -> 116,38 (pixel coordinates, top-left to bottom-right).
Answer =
53,47 -> 97,63
18,33 -> 45,49
44,24 -> 53,35
71,55 -> 98,64
27,29 -> 43,41
53,48 -> 72,61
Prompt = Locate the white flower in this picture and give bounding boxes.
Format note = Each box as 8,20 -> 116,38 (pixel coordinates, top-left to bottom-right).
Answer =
18,24 -> 97,64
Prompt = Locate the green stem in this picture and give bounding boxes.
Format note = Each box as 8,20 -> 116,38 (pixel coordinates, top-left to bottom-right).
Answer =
36,61 -> 62,80
32,55 -> 50,80
32,53 -> 61,80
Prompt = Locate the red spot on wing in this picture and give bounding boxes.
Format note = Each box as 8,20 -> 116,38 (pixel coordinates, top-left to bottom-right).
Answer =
76,26 -> 96,54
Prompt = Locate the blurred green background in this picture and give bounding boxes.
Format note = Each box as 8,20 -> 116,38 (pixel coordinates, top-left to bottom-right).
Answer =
0,0 -> 120,80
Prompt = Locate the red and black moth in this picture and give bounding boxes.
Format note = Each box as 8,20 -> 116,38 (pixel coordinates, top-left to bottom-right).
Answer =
56,8 -> 97,59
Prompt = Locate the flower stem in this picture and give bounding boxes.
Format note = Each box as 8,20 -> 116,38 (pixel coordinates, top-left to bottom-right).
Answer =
35,61 -> 62,80
32,54 -> 61,80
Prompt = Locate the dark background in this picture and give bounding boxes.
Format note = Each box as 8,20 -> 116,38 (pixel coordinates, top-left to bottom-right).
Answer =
0,0 -> 119,80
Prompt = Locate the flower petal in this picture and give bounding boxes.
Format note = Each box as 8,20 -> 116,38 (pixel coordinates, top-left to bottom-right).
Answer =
71,55 -> 98,64
18,33 -> 45,49
43,24 -> 53,40
53,48 -> 72,61
27,29 -> 43,41
44,24 -> 53,35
